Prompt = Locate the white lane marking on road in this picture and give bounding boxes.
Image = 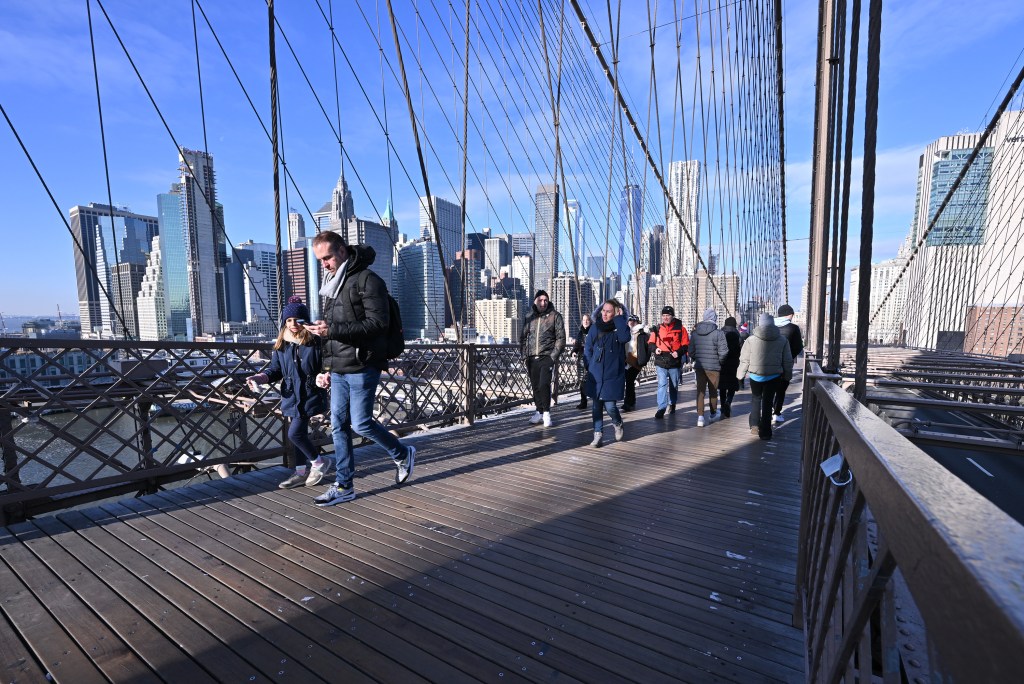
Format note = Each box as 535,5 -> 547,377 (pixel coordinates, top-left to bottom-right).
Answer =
966,457 -> 994,477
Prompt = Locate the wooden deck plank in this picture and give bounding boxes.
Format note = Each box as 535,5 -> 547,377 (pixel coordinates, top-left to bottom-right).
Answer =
1,381 -> 806,682
0,605 -> 47,684
0,525 -> 137,684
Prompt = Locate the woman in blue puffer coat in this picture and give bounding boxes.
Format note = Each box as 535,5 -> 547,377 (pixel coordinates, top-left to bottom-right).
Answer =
584,299 -> 631,447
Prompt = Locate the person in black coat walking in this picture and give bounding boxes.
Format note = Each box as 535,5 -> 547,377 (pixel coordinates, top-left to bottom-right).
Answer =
584,300 -> 630,447
718,317 -> 742,418
772,304 -> 804,423
248,297 -> 328,489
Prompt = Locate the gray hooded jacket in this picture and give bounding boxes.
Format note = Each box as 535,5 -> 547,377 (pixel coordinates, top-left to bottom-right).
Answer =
736,323 -> 794,381
689,320 -> 729,372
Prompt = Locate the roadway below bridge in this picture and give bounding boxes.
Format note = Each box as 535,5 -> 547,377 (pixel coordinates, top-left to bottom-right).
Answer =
867,385 -> 1024,525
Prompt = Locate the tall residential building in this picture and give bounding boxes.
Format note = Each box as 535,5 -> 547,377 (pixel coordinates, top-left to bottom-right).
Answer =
397,239 -> 446,340
586,255 -> 606,281
69,203 -> 158,336
287,210 -> 306,250
449,250 -> 482,329
235,241 -> 280,322
664,271 -> 740,327
511,232 -> 534,258
476,296 -> 522,344
533,183 -> 560,296
110,262 -> 146,339
341,217 -> 397,290
178,147 -> 225,335
419,195 -> 462,270
641,225 -> 664,275
511,254 -> 533,307
902,133 -> 992,350
137,236 -> 168,341
565,199 -> 584,274
618,184 -> 642,276
484,235 -> 512,274
550,273 -> 598,340
312,201 -> 332,233
283,247 -> 312,309
666,160 -> 702,277
847,245 -> 909,345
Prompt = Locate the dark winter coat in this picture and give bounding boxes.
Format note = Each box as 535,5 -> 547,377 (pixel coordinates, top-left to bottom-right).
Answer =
322,245 -> 392,374
584,313 -> 630,401
648,319 -> 689,369
777,319 -> 805,359
689,321 -> 729,372
521,305 -> 566,360
265,338 -> 326,418
572,324 -> 591,356
737,323 -> 794,382
720,325 -> 742,391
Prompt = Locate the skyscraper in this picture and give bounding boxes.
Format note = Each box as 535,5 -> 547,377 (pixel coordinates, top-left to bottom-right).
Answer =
511,232 -> 534,258
330,163 -> 355,232
484,235 -> 512,274
566,199 -> 584,274
179,147 -> 225,335
619,184 -> 642,276
419,195 -> 462,269
641,224 -> 664,275
235,241 -> 280,322
156,185 -> 192,339
69,203 -> 158,336
137,235 -> 168,341
342,217 -> 397,290
534,183 -> 559,296
397,239 -> 446,340
666,160 -> 701,277
288,210 -> 306,250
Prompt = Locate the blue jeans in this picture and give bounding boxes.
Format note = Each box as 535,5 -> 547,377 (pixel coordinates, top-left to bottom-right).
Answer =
330,368 -> 406,488
656,366 -> 681,409
591,399 -> 623,433
288,415 -> 318,467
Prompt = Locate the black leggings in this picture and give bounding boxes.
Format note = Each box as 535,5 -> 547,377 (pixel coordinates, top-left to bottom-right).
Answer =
288,415 -> 319,467
528,355 -> 554,412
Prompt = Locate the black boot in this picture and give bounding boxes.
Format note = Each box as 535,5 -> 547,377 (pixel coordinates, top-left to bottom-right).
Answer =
576,398 -> 588,410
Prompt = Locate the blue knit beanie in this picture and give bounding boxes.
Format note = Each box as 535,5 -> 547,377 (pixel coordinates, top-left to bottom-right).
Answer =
281,296 -> 310,324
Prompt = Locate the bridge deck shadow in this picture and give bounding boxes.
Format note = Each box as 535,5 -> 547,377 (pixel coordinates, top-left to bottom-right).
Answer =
0,374 -> 805,683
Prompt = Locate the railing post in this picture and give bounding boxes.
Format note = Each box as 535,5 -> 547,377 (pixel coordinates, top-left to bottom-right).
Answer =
463,343 -> 476,426
136,400 -> 154,467
0,407 -> 20,490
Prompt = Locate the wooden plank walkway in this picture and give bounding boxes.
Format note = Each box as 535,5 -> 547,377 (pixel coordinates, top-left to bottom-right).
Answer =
0,373 -> 806,683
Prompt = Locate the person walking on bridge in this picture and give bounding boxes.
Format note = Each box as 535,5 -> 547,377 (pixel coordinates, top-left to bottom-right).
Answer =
572,313 -> 593,410
718,317 -> 743,418
584,299 -> 630,447
737,313 -> 794,441
521,290 -> 566,427
622,314 -> 649,411
648,306 -> 689,419
689,307 -> 729,427
772,304 -> 804,424
307,231 -> 416,506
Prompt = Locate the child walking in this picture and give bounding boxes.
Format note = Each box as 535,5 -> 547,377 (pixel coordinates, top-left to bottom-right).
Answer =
248,296 -> 330,488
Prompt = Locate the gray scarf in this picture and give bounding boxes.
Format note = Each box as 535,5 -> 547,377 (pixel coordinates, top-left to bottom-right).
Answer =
319,261 -> 348,301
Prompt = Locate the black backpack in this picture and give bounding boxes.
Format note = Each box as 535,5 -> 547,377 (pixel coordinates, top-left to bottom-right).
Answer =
351,270 -> 405,360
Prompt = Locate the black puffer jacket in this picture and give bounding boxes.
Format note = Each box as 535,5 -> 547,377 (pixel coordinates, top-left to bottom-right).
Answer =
322,245 -> 391,373
521,305 -> 566,360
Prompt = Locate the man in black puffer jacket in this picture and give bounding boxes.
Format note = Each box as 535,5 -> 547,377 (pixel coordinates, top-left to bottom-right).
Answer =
307,231 -> 415,507
521,290 -> 566,427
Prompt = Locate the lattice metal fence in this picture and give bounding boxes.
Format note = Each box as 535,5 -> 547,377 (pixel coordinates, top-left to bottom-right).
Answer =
0,338 -> 611,522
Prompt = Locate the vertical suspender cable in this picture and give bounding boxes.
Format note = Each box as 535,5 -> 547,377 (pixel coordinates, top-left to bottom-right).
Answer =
853,0 -> 882,402
773,0 -> 789,309
458,0 -> 471,343
385,0 -> 458,338
269,0 -> 283,323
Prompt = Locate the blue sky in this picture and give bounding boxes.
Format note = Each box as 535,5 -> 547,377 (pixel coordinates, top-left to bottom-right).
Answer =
2,0 -> 1024,318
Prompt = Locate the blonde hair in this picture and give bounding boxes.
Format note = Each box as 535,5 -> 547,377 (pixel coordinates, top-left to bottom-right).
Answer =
273,322 -> 315,350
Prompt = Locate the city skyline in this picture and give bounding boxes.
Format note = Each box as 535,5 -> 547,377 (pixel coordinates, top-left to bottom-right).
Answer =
3,1 -> 1024,317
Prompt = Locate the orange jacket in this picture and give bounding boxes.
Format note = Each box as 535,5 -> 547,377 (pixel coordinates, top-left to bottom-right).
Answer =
648,319 -> 689,368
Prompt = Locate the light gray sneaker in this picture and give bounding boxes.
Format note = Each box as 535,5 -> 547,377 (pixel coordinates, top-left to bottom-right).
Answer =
278,471 -> 307,489
396,445 -> 416,485
314,484 -> 356,506
613,422 -> 624,441
589,431 -> 602,447
305,460 -> 327,487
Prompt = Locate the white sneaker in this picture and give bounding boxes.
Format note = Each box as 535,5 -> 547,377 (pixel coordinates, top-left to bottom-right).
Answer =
589,431 -> 602,447
529,411 -> 543,425
696,415 -> 705,427
542,412 -> 552,427
774,413 -> 785,424
613,423 -> 624,441
305,460 -> 327,487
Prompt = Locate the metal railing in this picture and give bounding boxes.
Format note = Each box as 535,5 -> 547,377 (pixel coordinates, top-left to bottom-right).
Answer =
1,337 -> 634,523
797,359 -> 1024,682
